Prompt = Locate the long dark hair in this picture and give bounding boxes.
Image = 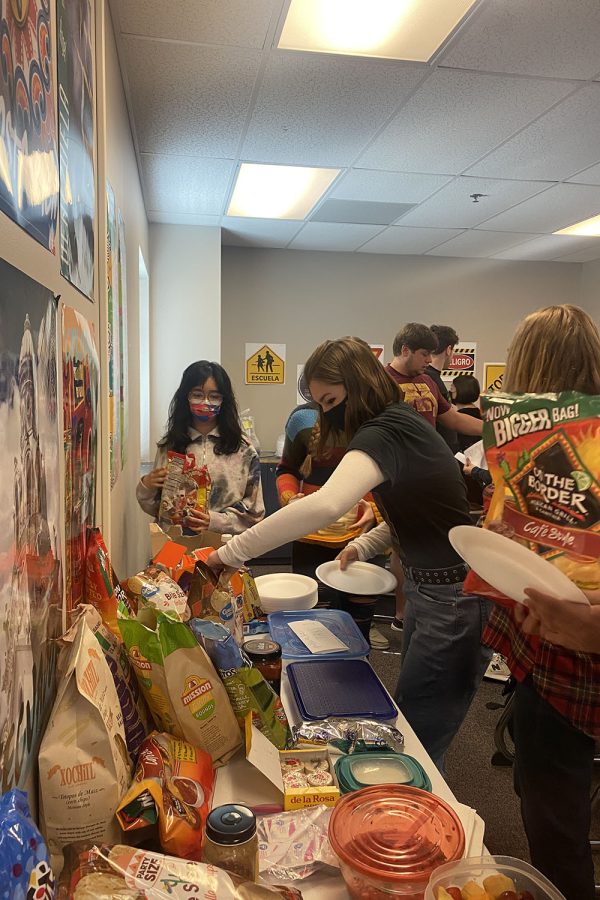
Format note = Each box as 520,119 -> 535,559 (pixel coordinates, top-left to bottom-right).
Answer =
304,337 -> 398,454
159,361 -> 243,455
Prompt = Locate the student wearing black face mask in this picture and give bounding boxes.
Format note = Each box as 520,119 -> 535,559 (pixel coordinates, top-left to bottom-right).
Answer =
207,337 -> 491,771
137,360 -> 264,540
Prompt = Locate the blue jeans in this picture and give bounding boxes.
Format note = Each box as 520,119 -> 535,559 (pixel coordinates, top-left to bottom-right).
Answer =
394,578 -> 492,771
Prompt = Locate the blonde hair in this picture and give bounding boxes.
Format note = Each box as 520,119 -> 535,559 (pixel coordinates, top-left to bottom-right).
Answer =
304,336 -> 398,455
504,305 -> 600,395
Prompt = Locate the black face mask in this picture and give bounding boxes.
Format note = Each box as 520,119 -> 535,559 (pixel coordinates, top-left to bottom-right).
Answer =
323,398 -> 347,431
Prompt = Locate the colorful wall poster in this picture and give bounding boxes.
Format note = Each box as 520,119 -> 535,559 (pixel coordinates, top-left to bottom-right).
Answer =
117,209 -> 128,470
62,306 -> 99,613
0,0 -> 59,250
441,342 -> 477,385
483,362 -> 505,393
0,258 -> 62,792
245,343 -> 286,384
57,0 -> 96,298
106,180 -> 121,485
369,343 -> 385,362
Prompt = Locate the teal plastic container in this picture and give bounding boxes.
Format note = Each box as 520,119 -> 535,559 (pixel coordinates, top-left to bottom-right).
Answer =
335,752 -> 432,794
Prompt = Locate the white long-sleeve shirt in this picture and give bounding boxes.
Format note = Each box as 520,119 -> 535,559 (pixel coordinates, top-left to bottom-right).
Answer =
219,451 -> 382,568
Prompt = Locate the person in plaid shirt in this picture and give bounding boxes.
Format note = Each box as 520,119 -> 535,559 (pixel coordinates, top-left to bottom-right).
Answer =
483,305 -> 600,900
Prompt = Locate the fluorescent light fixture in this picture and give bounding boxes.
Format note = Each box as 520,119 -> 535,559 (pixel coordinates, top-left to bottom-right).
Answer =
555,213 -> 600,237
278,0 -> 479,62
227,163 -> 339,219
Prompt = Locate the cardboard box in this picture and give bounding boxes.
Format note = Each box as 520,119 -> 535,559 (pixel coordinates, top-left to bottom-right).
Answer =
245,722 -> 339,811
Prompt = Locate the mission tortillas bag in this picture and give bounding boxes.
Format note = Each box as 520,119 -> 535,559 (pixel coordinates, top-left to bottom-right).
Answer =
464,390 -> 600,605
118,609 -> 242,767
39,616 -> 131,873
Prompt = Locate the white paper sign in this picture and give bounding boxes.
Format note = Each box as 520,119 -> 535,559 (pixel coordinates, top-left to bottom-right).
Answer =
288,620 -> 349,654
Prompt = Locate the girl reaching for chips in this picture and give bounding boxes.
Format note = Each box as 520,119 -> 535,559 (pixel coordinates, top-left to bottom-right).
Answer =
137,361 -> 264,539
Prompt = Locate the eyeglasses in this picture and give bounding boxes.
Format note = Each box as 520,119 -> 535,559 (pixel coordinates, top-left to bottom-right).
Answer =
189,390 -> 223,404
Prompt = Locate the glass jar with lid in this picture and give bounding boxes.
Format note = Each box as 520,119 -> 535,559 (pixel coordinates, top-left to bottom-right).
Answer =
203,803 -> 258,881
243,638 -> 282,692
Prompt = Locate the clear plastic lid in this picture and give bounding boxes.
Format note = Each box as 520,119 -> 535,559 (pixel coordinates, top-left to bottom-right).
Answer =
328,785 -> 465,881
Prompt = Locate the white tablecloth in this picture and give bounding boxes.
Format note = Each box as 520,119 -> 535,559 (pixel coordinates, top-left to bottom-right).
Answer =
214,662 -> 485,898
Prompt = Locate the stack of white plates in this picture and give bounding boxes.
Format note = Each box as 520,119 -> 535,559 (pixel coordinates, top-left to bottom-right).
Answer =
254,573 -> 319,613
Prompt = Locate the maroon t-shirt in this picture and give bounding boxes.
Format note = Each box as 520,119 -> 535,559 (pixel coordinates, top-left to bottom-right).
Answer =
385,364 -> 451,428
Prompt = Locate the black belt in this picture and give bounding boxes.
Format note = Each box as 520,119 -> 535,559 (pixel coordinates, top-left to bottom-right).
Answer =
402,563 -> 469,585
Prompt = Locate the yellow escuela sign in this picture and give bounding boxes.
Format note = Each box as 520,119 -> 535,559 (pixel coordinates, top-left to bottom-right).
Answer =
245,343 -> 286,385
483,362 -> 505,393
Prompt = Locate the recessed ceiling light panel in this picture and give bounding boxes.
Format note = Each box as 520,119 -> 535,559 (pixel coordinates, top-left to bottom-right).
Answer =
555,213 -> 600,237
278,0 -> 479,62
227,163 -> 340,219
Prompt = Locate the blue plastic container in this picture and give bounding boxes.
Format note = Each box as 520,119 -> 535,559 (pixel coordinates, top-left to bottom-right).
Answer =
267,609 -> 370,660
287,659 -> 397,721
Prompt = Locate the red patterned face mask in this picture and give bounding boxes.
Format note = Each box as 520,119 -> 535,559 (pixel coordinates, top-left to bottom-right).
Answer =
190,402 -> 220,421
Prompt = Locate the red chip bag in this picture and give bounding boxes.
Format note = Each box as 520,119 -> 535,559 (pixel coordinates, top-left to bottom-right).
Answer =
116,732 -> 214,861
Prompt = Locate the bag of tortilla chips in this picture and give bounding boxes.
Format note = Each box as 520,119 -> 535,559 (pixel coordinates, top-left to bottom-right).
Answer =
464,390 -> 600,605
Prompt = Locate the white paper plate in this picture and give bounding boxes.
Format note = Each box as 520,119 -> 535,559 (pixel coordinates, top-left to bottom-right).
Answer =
449,525 -> 589,605
254,573 -> 318,613
315,560 -> 397,596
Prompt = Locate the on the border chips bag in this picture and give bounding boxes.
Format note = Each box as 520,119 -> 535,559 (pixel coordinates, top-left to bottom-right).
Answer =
464,390 -> 600,605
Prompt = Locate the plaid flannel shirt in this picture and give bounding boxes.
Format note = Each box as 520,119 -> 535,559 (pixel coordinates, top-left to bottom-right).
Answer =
484,607 -> 600,740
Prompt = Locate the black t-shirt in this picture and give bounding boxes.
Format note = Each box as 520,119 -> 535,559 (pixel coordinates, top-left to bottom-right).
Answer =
425,365 -> 459,454
348,403 -> 471,569
457,407 -> 482,453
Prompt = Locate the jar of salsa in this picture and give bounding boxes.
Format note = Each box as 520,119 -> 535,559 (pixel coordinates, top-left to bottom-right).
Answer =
243,638 -> 282,693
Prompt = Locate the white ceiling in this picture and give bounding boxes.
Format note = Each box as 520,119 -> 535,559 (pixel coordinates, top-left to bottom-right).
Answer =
110,0 -> 600,262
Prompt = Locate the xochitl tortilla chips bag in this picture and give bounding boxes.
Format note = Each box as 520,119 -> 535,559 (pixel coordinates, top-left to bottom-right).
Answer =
39,617 -> 131,873
464,390 -> 600,605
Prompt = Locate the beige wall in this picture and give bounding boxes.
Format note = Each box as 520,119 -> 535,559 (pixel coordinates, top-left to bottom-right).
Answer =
149,224 -> 221,452
580,259 -> 600,319
221,247 -> 583,450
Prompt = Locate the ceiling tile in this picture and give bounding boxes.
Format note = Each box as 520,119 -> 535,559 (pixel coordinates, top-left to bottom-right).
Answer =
493,234 -> 600,261
555,244 -> 600,263
221,217 -> 303,247
141,153 -> 235,215
568,161 -> 600,185
468,85 -> 600,181
397,176 -> 552,228
310,199 -> 415,225
116,0 -> 276,48
121,36 -> 261,156
440,0 -> 600,80
149,212 -> 222,226
332,169 -> 452,203
426,229 -> 538,258
241,53 -> 426,167
478,183 -> 600,234
358,226 -> 464,255
357,69 -> 573,175
289,222 -> 384,251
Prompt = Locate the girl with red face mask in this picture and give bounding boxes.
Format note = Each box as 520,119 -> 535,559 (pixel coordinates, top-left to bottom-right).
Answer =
137,361 -> 264,538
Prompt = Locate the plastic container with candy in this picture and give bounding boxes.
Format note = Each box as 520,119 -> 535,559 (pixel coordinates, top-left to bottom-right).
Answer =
328,784 -> 465,899
425,855 -> 566,900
